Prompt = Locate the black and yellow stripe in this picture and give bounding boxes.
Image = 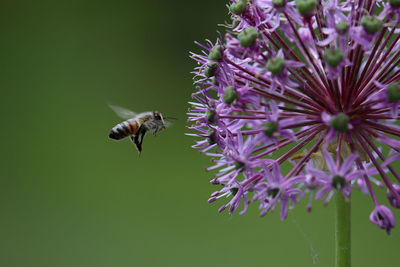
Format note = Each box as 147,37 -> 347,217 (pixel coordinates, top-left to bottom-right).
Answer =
123,120 -> 139,135
109,120 -> 139,140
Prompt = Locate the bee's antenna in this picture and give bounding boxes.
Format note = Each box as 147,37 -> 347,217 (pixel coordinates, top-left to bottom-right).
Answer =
164,116 -> 178,120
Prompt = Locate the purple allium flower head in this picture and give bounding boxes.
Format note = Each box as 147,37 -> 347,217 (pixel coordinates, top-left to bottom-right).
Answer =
188,0 -> 400,234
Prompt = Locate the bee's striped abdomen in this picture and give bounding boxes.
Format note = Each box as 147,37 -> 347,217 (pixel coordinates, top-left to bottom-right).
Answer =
126,119 -> 139,135
109,120 -> 139,140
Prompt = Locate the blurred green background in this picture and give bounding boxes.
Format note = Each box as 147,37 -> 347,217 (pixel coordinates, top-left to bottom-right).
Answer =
0,0 -> 399,266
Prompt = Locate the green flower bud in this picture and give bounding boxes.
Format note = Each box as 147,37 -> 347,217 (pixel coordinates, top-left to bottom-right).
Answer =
205,109 -> 216,122
204,62 -> 218,77
390,0 -> 400,7
272,0 -> 285,8
230,187 -> 239,195
361,16 -> 382,34
263,121 -> 279,137
234,160 -> 245,170
266,57 -> 285,76
267,188 -> 280,198
324,48 -> 344,67
332,175 -> 346,189
207,129 -> 217,144
387,84 -> 400,103
336,21 -> 349,35
230,0 -> 247,15
296,0 -> 317,17
330,113 -> 349,133
238,27 -> 258,47
232,19 -> 240,28
208,45 -> 222,61
223,86 -> 237,104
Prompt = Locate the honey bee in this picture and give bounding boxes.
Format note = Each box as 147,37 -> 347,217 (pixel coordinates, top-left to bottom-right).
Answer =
108,105 -> 172,155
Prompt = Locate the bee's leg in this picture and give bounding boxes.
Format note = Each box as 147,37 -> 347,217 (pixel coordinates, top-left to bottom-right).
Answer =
130,126 -> 144,156
129,135 -> 141,156
153,123 -> 164,136
131,126 -> 147,156
148,123 -> 157,136
137,129 -> 147,152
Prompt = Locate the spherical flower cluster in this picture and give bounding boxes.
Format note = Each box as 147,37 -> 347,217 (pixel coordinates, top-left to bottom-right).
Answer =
188,0 -> 400,234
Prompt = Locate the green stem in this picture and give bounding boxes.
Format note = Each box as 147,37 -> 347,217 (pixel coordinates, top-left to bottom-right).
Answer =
335,193 -> 351,267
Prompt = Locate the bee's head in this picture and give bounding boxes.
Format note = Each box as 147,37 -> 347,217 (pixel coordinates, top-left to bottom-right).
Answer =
153,111 -> 163,121
153,111 -> 166,129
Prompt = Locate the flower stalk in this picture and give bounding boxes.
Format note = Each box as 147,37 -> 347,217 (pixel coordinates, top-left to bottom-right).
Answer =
335,193 -> 351,267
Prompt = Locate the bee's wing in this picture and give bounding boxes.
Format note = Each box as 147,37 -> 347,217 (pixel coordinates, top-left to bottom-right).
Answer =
109,104 -> 137,119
